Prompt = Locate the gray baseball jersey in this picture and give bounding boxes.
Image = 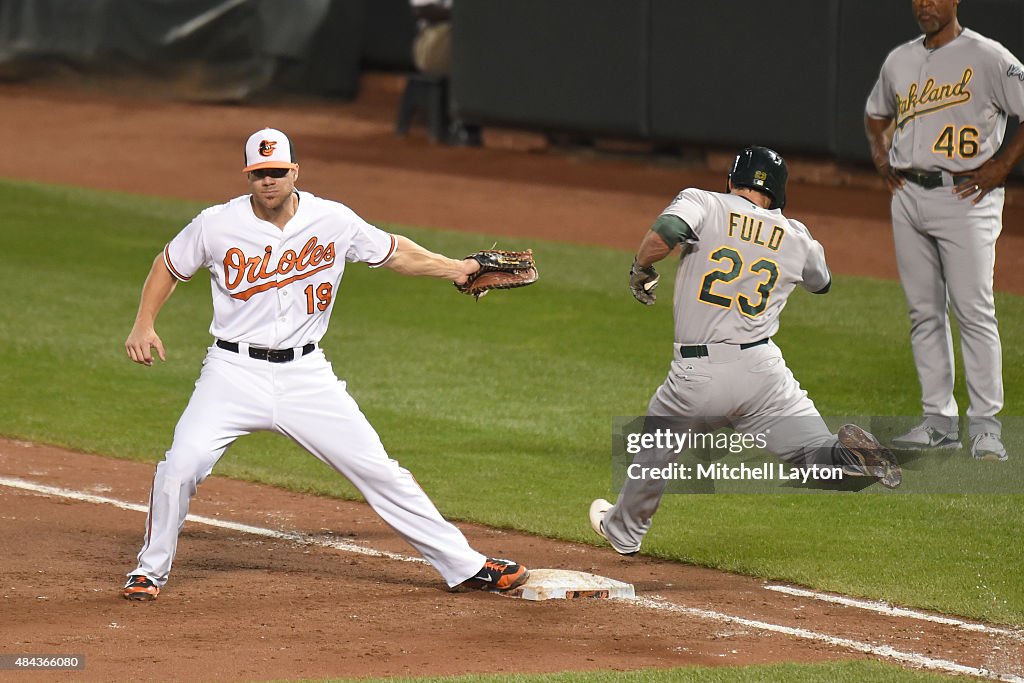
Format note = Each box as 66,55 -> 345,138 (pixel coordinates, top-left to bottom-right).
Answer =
866,28 -> 1024,172
659,189 -> 830,344
865,28 -> 1023,441
597,189 -> 841,555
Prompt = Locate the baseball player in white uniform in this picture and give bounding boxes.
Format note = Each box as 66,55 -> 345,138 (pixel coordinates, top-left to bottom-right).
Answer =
121,128 -> 528,600
865,0 -> 1024,461
589,147 -> 901,556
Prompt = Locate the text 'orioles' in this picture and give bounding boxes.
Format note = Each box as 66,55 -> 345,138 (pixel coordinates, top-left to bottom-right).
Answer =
224,236 -> 336,301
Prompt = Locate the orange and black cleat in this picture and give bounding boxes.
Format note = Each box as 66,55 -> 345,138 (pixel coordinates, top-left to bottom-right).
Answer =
122,575 -> 160,601
458,558 -> 529,592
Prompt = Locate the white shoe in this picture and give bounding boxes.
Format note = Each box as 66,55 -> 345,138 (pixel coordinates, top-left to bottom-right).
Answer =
891,423 -> 961,450
971,433 -> 1007,461
588,499 -> 638,556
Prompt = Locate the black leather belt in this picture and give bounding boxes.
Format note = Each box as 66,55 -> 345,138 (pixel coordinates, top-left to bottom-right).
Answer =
679,338 -> 769,359
897,169 -> 972,189
216,339 -> 315,363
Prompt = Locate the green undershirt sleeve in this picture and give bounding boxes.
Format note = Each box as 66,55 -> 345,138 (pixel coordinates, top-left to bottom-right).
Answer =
651,214 -> 695,249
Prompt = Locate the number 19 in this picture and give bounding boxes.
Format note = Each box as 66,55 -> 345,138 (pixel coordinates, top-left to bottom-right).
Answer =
304,282 -> 333,314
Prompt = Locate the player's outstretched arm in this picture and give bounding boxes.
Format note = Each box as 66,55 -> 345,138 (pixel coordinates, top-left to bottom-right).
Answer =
125,253 -> 177,367
380,235 -> 479,285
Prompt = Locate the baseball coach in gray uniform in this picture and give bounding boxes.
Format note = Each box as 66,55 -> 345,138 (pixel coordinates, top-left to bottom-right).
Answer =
865,0 -> 1024,461
588,147 -> 902,556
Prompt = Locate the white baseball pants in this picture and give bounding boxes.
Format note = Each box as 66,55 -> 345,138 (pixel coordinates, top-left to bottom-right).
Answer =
129,345 -> 486,587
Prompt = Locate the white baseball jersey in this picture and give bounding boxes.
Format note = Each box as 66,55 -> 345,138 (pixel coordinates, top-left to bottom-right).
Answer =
163,191 -> 396,349
866,28 -> 1024,172
659,189 -> 830,345
130,188 -> 489,590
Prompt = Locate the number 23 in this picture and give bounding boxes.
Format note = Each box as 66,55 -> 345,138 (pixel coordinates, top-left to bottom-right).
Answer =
699,247 -> 779,317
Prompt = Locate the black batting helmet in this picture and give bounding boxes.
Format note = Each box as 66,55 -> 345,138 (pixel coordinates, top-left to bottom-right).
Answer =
728,146 -> 788,210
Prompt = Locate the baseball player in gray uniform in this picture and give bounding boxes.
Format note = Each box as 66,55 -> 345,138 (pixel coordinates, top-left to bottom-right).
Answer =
121,128 -> 528,600
865,0 -> 1024,461
589,147 -> 901,556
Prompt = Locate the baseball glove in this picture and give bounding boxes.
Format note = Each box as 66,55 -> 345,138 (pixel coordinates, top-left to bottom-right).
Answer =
456,249 -> 538,300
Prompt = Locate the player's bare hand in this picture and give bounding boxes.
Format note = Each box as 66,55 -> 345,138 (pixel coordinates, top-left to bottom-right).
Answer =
955,159 -> 1010,203
125,326 -> 166,367
875,162 -> 905,194
453,257 -> 481,286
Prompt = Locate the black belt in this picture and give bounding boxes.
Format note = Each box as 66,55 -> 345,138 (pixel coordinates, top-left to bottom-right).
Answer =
215,339 -> 316,363
897,169 -> 972,189
679,338 -> 769,359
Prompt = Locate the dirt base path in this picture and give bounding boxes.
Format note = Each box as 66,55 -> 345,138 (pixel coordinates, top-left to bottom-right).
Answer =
3,440 -> 1021,682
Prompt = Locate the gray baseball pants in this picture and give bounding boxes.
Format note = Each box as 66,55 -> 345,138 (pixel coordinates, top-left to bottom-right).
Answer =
891,182 -> 1003,438
601,341 -> 837,554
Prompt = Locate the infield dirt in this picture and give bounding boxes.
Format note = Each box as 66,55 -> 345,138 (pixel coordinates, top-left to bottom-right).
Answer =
4,439 -> 1022,682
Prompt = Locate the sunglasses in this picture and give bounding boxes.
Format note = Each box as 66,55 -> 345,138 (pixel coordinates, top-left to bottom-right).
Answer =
250,167 -> 291,179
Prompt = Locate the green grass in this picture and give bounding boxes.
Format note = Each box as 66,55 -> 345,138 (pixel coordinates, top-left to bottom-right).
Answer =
1,178 -> 1022,629
280,660 -> 959,683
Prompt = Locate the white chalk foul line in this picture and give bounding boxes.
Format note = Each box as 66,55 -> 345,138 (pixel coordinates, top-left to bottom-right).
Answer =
0,476 -> 427,565
3,475 -> 1022,682
765,584 -> 1024,642
637,596 -> 1024,683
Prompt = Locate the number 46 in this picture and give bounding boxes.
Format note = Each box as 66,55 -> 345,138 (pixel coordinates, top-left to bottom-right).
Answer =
933,125 -> 979,159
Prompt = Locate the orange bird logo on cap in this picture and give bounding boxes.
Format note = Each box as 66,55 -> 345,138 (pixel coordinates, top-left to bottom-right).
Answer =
258,140 -> 277,157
